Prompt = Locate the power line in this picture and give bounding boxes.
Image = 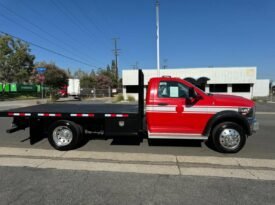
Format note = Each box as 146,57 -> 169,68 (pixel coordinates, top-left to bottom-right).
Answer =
0,1 -> 109,68
15,0 -> 104,65
0,31 -> 99,68
0,2 -> 71,49
0,13 -> 58,46
50,0 -> 110,49
49,0 -> 93,41
0,12 -> 97,67
93,0 -> 113,35
131,61 -> 139,70
70,1 -> 111,41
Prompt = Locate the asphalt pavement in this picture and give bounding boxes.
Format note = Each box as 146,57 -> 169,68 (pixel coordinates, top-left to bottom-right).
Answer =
0,166 -> 274,205
256,102 -> 275,112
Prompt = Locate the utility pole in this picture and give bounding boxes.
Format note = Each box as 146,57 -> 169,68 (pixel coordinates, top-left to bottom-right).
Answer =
156,0 -> 160,76
131,61 -> 139,70
112,38 -> 120,83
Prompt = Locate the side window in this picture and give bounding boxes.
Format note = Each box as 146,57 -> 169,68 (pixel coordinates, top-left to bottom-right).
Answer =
158,81 -> 189,98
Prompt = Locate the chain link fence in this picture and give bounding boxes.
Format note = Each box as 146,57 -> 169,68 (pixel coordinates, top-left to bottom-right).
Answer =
80,87 -> 123,98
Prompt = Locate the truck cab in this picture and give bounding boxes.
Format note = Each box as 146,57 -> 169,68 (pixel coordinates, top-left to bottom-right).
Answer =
146,76 -> 259,153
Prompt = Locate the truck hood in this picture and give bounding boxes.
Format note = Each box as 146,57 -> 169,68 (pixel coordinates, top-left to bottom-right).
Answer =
211,94 -> 254,107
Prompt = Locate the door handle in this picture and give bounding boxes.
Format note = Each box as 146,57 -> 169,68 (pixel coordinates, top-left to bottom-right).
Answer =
158,103 -> 168,106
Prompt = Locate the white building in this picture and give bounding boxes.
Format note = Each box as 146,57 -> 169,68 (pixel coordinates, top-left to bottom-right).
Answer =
271,81 -> 275,95
253,79 -> 270,97
122,67 -> 270,99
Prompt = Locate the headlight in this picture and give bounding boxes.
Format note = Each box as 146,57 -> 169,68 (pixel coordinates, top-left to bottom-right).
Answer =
238,107 -> 254,117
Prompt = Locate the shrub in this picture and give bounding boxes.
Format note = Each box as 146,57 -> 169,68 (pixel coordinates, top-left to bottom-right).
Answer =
48,88 -> 60,102
114,94 -> 124,102
127,95 -> 136,102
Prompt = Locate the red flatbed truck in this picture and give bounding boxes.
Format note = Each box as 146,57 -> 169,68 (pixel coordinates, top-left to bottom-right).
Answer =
0,70 -> 259,153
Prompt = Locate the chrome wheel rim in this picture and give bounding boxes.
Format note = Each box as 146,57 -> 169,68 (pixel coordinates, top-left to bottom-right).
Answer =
53,126 -> 73,147
219,128 -> 241,150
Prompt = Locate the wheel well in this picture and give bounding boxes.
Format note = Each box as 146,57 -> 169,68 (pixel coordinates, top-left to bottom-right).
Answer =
209,117 -> 250,137
38,118 -> 86,133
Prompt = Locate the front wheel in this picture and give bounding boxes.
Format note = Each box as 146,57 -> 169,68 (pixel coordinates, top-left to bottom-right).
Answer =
211,122 -> 246,153
48,120 -> 82,151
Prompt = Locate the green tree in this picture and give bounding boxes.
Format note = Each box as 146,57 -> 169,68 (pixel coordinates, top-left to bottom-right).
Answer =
44,65 -> 68,89
0,34 -> 35,92
106,64 -> 111,72
111,60 -> 116,77
110,60 -> 122,88
30,62 -> 68,99
74,68 -> 86,79
80,74 -> 96,88
33,62 -> 68,87
96,74 -> 112,90
75,65 -> 120,90
75,68 -> 97,88
97,63 -> 120,88
66,68 -> 73,78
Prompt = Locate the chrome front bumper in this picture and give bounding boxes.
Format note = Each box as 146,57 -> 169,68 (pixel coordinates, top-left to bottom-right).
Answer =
248,118 -> 259,133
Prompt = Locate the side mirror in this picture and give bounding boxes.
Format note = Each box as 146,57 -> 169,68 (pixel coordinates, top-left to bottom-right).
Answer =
188,87 -> 197,99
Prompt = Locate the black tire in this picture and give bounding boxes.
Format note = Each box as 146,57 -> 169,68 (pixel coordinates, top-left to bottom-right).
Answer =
76,124 -> 87,147
211,122 -> 246,153
48,120 -> 82,151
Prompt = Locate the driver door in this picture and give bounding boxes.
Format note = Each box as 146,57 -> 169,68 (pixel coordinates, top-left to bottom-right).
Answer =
147,80 -> 196,134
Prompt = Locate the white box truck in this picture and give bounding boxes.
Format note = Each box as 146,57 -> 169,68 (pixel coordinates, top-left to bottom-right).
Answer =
68,78 -> 80,99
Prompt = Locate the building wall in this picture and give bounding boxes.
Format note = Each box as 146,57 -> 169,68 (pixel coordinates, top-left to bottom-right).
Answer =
253,79 -> 270,97
123,67 -> 257,85
122,67 -> 258,100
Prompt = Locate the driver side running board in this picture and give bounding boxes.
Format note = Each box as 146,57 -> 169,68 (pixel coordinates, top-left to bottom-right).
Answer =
148,132 -> 208,140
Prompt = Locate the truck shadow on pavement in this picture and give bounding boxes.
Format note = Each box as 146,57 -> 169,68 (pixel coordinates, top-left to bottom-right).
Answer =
148,139 -> 202,147
80,134 -> 203,148
28,133 -> 209,150
82,134 -> 142,146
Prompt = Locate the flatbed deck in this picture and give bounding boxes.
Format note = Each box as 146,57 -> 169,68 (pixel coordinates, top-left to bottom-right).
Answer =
0,70 -> 144,150
0,103 -> 139,118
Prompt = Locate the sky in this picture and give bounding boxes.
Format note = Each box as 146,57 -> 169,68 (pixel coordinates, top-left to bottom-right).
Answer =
0,0 -> 274,80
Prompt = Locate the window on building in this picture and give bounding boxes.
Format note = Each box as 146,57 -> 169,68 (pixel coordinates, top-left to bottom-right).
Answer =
126,86 -> 139,93
209,84 -> 228,93
158,81 -> 189,98
232,84 -> 250,92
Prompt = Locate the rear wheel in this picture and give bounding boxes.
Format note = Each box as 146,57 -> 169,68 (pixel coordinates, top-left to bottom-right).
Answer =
48,120 -> 82,151
212,122 -> 246,153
